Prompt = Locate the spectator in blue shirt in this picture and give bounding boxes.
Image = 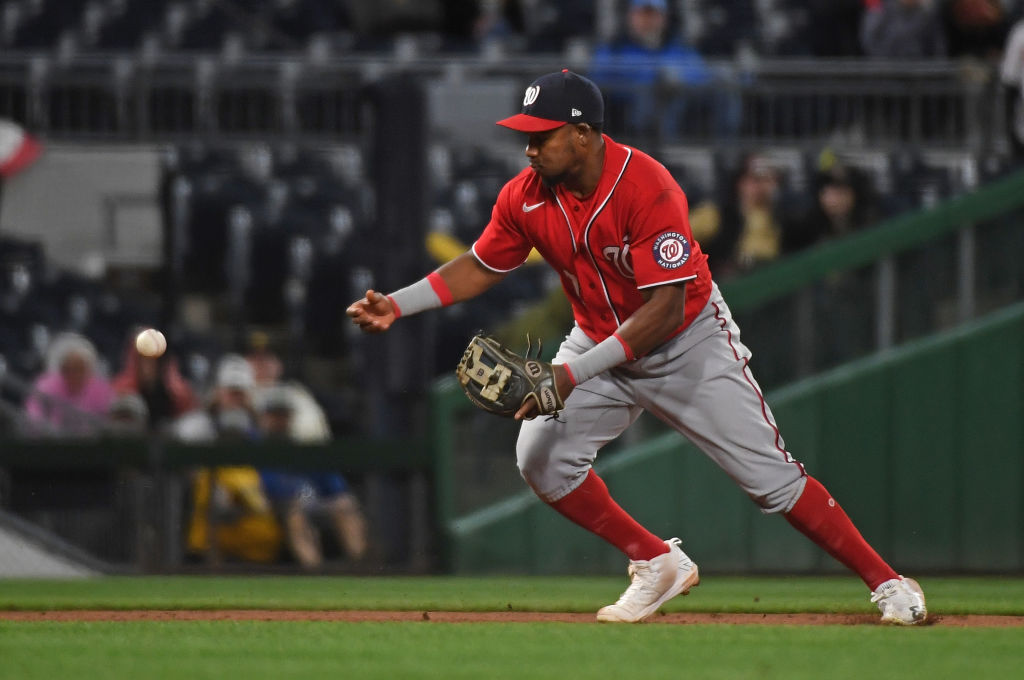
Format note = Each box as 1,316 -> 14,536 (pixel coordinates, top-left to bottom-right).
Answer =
590,0 -> 715,139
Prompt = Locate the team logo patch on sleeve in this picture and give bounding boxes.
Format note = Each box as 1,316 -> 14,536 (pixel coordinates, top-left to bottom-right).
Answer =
652,232 -> 691,269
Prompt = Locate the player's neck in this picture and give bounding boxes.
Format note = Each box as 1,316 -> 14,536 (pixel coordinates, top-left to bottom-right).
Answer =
563,140 -> 605,199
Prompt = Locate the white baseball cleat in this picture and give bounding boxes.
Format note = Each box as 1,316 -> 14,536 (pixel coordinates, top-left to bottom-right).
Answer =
596,538 -> 699,623
871,576 -> 927,625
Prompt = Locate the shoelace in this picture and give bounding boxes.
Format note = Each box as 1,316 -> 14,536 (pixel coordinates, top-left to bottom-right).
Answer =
869,580 -> 899,604
614,563 -> 660,606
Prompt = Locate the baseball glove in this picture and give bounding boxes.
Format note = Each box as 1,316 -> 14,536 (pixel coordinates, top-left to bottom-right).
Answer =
456,333 -> 564,418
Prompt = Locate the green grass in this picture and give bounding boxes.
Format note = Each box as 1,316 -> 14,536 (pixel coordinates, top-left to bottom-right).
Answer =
1,575 -> 1022,615
1,576 -> 1022,680
0,621 -> 1021,680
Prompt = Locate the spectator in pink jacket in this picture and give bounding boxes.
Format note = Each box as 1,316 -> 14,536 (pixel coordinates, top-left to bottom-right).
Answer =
25,332 -> 114,435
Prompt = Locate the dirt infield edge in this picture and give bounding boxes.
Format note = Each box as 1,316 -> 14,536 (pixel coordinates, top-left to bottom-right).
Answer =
1,610 -> 1022,626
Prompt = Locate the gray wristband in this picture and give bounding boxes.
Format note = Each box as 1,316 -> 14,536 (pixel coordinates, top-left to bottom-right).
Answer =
564,335 -> 630,385
387,277 -> 443,318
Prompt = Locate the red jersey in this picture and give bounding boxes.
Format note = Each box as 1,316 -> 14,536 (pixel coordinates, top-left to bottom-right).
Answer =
472,135 -> 713,343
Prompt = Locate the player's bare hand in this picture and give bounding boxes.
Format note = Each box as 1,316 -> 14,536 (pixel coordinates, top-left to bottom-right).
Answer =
514,364 -> 574,421
346,289 -> 396,333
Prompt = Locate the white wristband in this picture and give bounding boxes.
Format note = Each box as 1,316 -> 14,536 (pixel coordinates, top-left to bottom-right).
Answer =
563,334 -> 633,385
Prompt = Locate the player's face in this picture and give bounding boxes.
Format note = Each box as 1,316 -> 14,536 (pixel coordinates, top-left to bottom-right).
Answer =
524,124 -> 584,186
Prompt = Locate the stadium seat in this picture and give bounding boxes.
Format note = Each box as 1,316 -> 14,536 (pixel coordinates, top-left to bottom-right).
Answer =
95,0 -> 168,49
9,0 -> 87,49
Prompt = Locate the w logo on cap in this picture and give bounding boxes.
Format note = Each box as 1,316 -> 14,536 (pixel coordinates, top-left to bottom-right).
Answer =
497,71 -> 604,133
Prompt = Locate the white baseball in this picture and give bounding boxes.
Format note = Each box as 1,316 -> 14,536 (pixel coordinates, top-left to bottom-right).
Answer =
135,328 -> 167,358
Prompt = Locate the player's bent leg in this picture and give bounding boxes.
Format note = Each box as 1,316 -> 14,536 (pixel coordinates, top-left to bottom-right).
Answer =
515,339 -> 697,617
516,383 -> 669,561
549,469 -> 670,561
515,385 -> 639,502
638,319 -> 807,515
515,328 -> 642,503
643,288 -> 926,624
786,477 -> 927,624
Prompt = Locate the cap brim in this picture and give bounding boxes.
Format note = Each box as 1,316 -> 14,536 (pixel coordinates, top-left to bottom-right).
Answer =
496,114 -> 566,132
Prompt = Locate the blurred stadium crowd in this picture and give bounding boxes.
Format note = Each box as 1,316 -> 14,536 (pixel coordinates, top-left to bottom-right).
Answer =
0,0 -> 1023,571
0,0 -> 1015,59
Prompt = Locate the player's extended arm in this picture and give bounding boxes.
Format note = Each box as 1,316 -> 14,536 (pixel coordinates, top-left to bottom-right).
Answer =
436,251 -> 510,302
346,252 -> 507,333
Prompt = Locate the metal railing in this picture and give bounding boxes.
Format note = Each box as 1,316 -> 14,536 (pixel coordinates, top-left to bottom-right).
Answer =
720,168 -> 1024,389
0,336 -> 433,572
0,53 -> 1003,151
0,428 -> 432,572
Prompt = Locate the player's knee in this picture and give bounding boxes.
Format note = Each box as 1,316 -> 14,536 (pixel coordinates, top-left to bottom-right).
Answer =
515,435 -> 579,501
515,437 -> 551,489
516,457 -> 584,504
751,474 -> 807,514
516,416 -> 600,501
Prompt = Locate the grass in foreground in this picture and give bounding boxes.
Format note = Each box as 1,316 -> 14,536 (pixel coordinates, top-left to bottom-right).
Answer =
0,575 -> 1022,616
1,576 -> 1021,680
1,620 -> 1021,680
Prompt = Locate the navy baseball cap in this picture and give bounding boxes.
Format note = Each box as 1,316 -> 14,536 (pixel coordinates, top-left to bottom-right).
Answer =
496,69 -> 604,133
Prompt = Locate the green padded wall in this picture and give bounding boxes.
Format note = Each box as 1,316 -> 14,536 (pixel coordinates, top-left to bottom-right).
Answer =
448,303 -> 1024,574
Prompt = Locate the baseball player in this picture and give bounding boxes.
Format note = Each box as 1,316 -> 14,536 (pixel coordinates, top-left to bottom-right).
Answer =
347,70 -> 927,624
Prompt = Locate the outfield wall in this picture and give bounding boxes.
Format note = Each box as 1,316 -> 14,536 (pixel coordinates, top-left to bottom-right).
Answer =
448,302 -> 1024,574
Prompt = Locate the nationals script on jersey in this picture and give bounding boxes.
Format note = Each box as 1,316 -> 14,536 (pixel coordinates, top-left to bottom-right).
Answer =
472,135 -> 713,343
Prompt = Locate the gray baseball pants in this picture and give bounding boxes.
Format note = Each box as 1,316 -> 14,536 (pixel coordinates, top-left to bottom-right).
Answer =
516,283 -> 808,513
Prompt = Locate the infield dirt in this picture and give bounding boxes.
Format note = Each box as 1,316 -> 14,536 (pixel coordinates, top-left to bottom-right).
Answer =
2,610 -> 1022,626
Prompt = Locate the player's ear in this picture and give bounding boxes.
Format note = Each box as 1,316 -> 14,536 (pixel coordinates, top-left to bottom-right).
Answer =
575,124 -> 590,144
